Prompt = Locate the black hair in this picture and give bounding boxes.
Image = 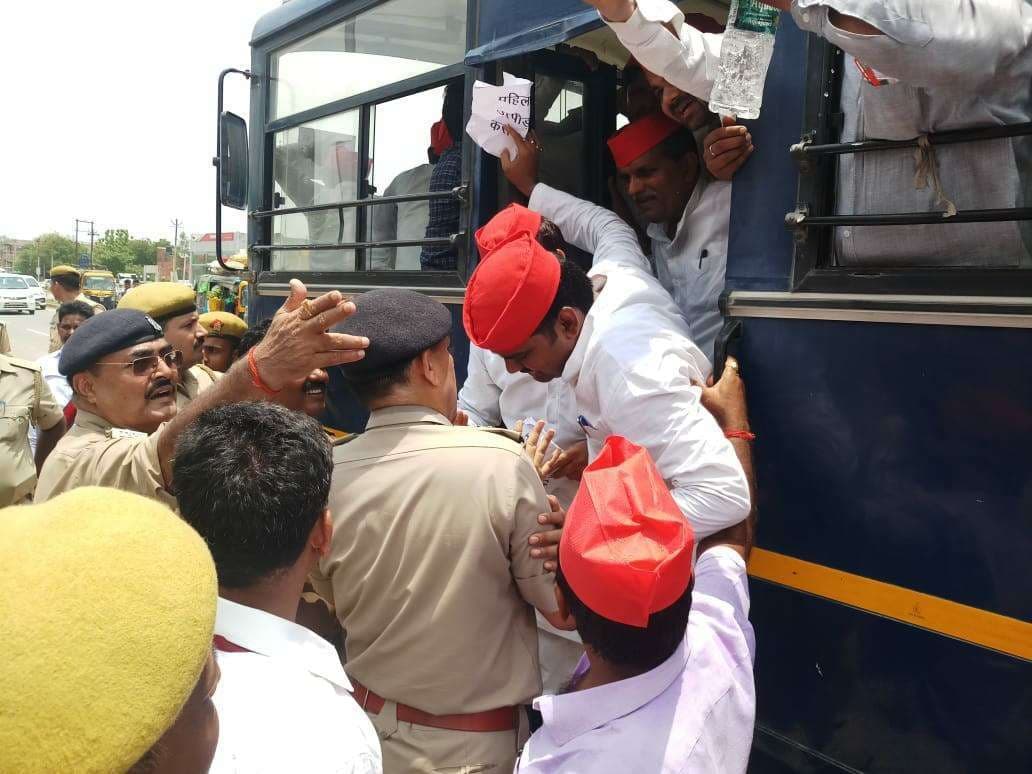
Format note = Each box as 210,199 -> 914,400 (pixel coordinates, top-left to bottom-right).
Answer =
557,563 -> 693,672
533,257 -> 594,340
236,318 -> 272,357
658,127 -> 700,162
623,58 -> 646,86
442,80 -> 464,146
536,216 -> 566,253
173,402 -> 333,588
57,300 -> 95,323
53,274 -> 81,292
343,355 -> 416,407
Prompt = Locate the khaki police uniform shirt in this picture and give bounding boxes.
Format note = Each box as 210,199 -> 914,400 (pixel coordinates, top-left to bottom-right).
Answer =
0,322 -> 10,355
34,408 -> 175,509
0,354 -> 64,506
310,405 -> 557,716
49,294 -> 105,352
176,363 -> 221,409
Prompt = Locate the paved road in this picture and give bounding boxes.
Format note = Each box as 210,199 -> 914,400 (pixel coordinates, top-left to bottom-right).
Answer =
1,308 -> 52,362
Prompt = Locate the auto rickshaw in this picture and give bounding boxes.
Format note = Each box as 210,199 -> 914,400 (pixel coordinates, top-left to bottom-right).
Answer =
81,270 -> 118,310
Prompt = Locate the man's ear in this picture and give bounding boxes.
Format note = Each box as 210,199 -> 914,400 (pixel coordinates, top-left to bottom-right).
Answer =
310,509 -> 332,557
71,372 -> 98,406
554,248 -> 566,261
557,307 -> 582,340
553,583 -> 578,631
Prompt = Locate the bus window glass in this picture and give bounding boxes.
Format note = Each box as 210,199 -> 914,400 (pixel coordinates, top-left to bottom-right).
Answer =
535,76 -> 586,199
271,0 -> 467,121
271,109 -> 360,272
366,86 -> 446,271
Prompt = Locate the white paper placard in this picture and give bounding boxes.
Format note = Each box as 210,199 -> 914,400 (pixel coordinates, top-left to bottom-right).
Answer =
465,72 -> 533,159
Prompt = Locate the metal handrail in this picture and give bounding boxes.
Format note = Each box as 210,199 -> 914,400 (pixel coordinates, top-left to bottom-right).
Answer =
787,208 -> 1032,229
250,185 -> 468,219
251,234 -> 464,252
791,121 -> 1032,161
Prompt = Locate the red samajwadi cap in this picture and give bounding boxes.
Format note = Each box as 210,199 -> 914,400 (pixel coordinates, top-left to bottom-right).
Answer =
475,203 -> 542,255
607,111 -> 681,168
463,230 -> 560,353
430,119 -> 453,157
560,436 -> 695,628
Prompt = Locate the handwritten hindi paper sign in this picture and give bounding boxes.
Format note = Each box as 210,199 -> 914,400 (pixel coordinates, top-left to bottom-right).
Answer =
465,72 -> 533,159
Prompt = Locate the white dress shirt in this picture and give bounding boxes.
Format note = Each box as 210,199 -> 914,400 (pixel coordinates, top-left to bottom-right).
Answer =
604,0 -> 1032,266
369,163 -> 433,271
517,547 -> 756,774
29,349 -> 71,455
458,344 -> 584,508
647,175 -> 732,364
210,598 -> 382,774
528,184 -> 749,539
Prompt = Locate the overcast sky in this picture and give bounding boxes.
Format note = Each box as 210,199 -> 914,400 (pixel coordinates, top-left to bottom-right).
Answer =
0,0 -> 283,242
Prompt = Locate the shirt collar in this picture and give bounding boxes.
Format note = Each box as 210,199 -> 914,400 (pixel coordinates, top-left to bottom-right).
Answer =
647,174 -> 708,246
0,354 -> 17,374
560,314 -> 595,389
215,597 -> 352,692
533,635 -> 692,747
364,404 -> 452,430
72,408 -> 114,432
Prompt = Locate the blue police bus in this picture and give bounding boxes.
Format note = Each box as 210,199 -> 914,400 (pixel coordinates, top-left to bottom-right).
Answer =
215,1 -> 1032,770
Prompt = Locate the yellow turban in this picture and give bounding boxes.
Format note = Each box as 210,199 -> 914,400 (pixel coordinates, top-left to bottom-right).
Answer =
0,487 -> 217,773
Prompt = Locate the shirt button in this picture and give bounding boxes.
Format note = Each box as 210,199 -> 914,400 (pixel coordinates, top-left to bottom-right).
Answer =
802,12 -> 810,22
842,229 -> 852,238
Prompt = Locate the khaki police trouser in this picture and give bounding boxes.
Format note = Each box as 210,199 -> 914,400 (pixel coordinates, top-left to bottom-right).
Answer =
366,700 -> 529,774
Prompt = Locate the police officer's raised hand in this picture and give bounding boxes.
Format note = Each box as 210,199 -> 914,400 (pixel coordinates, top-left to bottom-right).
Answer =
704,117 -> 754,182
501,125 -> 541,198
252,279 -> 369,392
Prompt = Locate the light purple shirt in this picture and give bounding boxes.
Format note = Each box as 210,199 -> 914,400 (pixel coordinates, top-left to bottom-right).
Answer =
517,547 -> 756,774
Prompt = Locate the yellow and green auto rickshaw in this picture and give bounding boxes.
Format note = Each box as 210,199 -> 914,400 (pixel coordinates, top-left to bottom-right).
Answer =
81,270 -> 118,310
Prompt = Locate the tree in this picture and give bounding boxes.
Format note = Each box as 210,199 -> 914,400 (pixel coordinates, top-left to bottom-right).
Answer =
14,233 -> 80,276
93,229 -> 134,275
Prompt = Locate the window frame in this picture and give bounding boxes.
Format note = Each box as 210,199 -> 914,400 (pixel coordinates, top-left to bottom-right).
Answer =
250,0 -> 476,290
790,36 -> 1032,297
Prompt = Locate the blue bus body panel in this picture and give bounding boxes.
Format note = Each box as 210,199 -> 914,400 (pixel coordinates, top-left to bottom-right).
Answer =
738,315 -> 1032,771
750,582 -> 1031,773
726,19 -> 807,292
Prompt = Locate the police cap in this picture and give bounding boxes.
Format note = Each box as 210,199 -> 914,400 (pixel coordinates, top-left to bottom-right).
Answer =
59,309 -> 164,376
118,282 -> 196,323
49,264 -> 81,279
334,288 -> 451,375
199,311 -> 248,341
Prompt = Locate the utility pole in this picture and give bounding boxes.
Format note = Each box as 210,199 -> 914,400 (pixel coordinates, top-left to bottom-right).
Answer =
171,218 -> 182,280
74,218 -> 96,268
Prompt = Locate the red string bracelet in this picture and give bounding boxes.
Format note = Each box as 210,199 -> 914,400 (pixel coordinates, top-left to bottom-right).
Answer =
725,430 -> 756,442
247,348 -> 281,396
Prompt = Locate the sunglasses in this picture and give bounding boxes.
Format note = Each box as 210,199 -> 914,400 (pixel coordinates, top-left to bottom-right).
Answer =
94,348 -> 183,377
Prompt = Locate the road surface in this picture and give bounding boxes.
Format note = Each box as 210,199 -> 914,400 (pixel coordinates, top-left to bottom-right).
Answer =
1,308 -> 52,362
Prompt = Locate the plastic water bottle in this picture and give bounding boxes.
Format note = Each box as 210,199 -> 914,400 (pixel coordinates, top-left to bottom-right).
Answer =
708,0 -> 780,120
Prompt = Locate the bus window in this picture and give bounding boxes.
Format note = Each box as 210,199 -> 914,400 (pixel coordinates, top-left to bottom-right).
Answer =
366,84 -> 453,271
270,0 -> 467,121
536,76 -> 587,199
271,109 -> 361,272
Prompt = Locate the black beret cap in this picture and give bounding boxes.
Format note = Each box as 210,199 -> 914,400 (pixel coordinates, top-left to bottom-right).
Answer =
333,288 -> 452,376
59,309 -> 164,376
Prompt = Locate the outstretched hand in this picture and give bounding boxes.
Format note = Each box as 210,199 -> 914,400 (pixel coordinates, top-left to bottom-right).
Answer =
703,117 -> 754,181
253,279 -> 369,392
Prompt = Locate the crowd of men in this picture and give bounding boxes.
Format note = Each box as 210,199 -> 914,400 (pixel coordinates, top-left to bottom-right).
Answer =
2,0 -> 1028,772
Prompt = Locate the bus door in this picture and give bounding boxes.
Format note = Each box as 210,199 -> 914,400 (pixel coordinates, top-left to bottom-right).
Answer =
719,19 -> 1032,774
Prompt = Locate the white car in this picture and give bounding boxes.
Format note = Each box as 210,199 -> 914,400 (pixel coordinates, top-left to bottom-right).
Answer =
0,275 -> 35,314
16,275 -> 46,310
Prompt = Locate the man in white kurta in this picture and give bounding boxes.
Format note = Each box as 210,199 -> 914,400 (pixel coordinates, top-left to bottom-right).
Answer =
464,188 -> 749,540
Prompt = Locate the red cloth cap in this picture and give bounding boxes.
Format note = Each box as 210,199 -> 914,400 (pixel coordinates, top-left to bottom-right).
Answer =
462,231 -> 560,353
560,436 -> 695,628
607,112 -> 681,168
474,203 -> 542,256
430,120 -> 453,157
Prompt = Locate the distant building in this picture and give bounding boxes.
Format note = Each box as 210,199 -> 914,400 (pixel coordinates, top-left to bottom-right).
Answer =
189,232 -> 247,259
0,238 -> 31,271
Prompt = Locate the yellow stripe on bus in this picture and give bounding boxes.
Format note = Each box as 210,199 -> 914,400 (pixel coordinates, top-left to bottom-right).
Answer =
747,548 -> 1032,661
